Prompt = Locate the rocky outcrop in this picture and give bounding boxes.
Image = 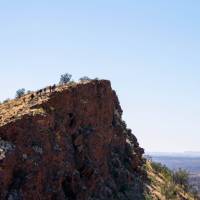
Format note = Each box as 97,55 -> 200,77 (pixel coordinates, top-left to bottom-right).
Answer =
0,80 -> 145,200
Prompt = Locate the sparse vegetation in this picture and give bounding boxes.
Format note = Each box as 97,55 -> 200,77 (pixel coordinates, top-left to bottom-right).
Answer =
59,73 -> 72,84
26,90 -> 32,94
173,168 -> 190,191
0,74 -> 96,105
144,194 -> 154,200
79,76 -> 91,82
151,161 -> 172,180
67,80 -> 76,86
161,182 -> 178,199
3,98 -> 10,103
16,88 -> 25,98
148,161 -> 199,199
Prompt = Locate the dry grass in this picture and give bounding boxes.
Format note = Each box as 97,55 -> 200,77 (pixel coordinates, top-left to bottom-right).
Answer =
0,80 -> 92,127
145,161 -> 196,200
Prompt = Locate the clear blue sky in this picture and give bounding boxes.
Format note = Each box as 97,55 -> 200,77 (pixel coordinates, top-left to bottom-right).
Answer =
1,0 -> 200,152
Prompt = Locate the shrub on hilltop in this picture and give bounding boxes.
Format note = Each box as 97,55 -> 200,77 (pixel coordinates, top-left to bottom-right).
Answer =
59,73 -> 72,84
16,88 -> 25,98
79,76 -> 91,82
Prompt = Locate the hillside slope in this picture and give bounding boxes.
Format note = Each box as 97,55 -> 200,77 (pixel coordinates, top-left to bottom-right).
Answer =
145,161 -> 196,200
0,79 -> 196,200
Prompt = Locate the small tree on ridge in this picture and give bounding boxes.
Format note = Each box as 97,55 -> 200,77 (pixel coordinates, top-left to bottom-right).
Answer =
59,73 -> 72,84
16,88 -> 25,98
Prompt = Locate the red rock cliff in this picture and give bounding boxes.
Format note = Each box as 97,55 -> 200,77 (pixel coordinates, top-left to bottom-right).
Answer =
0,80 -> 145,200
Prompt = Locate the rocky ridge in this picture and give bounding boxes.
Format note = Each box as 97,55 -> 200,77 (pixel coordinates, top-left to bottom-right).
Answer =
0,80 -> 145,200
0,79 -> 196,200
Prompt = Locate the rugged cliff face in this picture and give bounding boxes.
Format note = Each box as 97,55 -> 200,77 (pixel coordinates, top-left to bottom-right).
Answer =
0,80 -> 145,200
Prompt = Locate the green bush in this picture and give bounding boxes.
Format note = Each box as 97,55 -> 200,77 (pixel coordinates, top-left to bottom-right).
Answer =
173,168 -> 189,191
16,88 -> 25,98
161,182 -> 177,199
151,162 -> 172,180
59,73 -> 72,84
79,76 -> 91,82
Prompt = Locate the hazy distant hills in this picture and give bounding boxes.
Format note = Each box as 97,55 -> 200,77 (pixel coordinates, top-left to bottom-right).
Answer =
147,152 -> 200,173
148,152 -> 200,158
148,152 -> 200,196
